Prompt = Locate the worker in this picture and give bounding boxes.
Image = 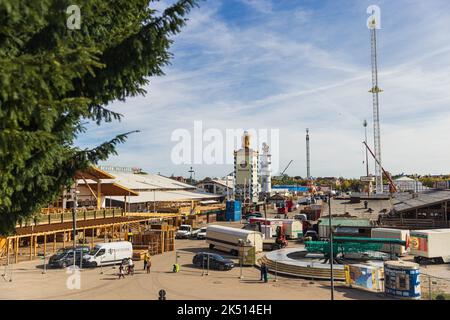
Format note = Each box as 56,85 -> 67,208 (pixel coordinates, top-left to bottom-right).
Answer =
146,257 -> 152,274
364,200 -> 368,209
143,253 -> 149,271
173,263 -> 180,273
127,228 -> 133,243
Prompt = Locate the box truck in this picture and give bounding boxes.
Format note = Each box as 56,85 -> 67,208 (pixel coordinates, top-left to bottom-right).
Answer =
410,229 -> 450,263
371,228 -> 409,256
248,217 -> 283,238
82,241 -> 133,267
206,225 -> 263,256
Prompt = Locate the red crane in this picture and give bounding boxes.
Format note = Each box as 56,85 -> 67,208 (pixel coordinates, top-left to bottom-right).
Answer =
363,141 -> 397,193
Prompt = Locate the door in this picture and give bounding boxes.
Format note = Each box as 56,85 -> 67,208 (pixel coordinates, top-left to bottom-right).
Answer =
96,248 -> 106,265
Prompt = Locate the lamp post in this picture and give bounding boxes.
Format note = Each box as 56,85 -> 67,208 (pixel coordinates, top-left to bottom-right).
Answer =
328,193 -> 334,300
72,181 -> 78,270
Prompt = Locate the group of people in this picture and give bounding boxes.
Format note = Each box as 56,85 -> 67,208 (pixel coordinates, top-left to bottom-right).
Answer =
118,253 -> 151,279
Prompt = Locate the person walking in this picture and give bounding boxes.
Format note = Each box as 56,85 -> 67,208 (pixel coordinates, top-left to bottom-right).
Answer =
263,264 -> 269,283
260,263 -> 265,281
143,253 -> 148,271
118,264 -> 125,279
127,258 -> 134,275
146,257 -> 152,274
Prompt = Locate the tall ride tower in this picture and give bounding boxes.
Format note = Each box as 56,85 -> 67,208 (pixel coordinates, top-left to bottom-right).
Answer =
368,16 -> 383,194
306,129 -> 311,180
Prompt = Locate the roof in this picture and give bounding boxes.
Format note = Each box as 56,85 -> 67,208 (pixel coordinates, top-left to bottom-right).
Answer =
75,166 -> 115,181
394,176 -> 416,182
268,194 -> 286,201
79,182 -> 139,196
104,172 -> 195,191
393,190 -> 450,212
317,217 -> 372,227
109,189 -> 220,203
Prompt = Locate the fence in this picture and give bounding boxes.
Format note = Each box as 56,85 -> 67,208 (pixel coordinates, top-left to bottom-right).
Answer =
16,208 -> 124,228
421,273 -> 450,300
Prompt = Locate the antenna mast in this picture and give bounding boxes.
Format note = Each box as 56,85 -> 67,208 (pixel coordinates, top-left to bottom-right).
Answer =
369,17 -> 383,194
306,128 -> 310,180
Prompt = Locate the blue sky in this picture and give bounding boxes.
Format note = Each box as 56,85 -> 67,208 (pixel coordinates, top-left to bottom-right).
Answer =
77,0 -> 450,179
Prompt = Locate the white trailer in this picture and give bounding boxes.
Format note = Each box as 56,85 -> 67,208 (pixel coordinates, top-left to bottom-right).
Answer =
206,225 -> 263,256
248,217 -> 283,238
278,219 -> 303,239
410,229 -> 450,263
371,228 -> 409,256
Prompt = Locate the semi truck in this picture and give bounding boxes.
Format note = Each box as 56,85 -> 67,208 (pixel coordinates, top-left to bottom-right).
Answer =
410,229 -> 450,264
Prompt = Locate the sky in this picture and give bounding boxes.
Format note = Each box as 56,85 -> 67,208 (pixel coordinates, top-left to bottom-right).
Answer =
77,0 -> 450,179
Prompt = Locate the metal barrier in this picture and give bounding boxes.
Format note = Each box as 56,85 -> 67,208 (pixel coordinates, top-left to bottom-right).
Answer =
421,273 -> 450,300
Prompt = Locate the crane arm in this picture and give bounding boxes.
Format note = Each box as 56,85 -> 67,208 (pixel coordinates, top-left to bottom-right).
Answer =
281,160 -> 293,175
363,141 -> 397,193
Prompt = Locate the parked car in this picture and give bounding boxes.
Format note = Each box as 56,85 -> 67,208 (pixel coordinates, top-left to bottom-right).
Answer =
298,198 -> 311,205
192,252 -> 235,271
48,246 -> 90,268
196,227 -> 207,240
293,214 -> 307,222
176,225 -> 193,239
245,212 -> 263,219
303,230 -> 319,241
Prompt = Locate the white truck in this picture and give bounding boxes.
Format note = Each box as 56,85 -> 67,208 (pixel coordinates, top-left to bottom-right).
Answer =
82,241 -> 132,267
410,229 -> 450,263
176,224 -> 193,239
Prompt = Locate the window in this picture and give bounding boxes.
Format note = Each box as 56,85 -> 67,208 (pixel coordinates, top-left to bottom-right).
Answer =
96,249 -> 106,256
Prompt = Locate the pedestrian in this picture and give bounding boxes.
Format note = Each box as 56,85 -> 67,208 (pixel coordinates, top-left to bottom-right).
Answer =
118,264 -> 125,279
263,264 -> 269,283
127,258 -> 134,275
146,258 -> 152,274
143,254 -> 148,271
260,263 -> 265,281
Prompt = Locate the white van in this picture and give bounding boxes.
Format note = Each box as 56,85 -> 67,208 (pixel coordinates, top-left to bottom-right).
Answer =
82,241 -> 133,267
206,225 -> 263,256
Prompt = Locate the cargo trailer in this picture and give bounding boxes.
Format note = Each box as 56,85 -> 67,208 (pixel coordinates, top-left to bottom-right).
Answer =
206,225 -> 263,256
410,229 -> 450,263
371,228 -> 409,256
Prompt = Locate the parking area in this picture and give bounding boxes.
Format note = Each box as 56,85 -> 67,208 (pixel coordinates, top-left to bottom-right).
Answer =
0,231 -> 385,300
